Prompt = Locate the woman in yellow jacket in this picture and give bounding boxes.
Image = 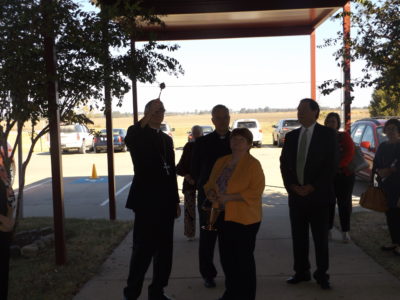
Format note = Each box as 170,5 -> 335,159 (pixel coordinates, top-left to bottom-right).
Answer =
204,127 -> 265,300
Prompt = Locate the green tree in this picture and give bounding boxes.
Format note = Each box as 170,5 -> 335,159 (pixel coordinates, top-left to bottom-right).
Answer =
369,89 -> 400,117
0,0 -> 183,220
319,0 -> 400,110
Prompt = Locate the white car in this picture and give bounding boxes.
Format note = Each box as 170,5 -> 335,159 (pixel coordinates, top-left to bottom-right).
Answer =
160,123 -> 175,138
232,119 -> 263,147
59,124 -> 94,154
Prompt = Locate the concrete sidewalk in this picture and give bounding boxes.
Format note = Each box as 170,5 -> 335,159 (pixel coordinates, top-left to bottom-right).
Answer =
74,187 -> 400,300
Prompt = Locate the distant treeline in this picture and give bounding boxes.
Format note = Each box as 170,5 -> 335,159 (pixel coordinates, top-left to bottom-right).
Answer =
90,106 -> 368,118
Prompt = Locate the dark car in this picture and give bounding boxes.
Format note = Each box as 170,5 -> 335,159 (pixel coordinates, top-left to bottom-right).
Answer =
93,128 -> 127,153
350,117 -> 399,180
272,118 -> 300,147
187,125 -> 214,142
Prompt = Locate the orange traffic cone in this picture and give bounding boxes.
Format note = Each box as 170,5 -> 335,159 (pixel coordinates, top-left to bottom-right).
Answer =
90,164 -> 99,179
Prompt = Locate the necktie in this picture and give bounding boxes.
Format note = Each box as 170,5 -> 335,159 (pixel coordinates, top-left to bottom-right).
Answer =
296,128 -> 308,185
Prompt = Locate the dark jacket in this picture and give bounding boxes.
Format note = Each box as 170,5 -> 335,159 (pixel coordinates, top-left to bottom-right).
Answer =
191,131 -> 232,192
373,141 -> 400,208
176,141 -> 196,193
124,123 -> 179,216
280,123 -> 339,207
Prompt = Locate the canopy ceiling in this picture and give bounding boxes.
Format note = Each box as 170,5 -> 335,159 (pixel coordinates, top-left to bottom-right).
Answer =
134,0 -> 348,41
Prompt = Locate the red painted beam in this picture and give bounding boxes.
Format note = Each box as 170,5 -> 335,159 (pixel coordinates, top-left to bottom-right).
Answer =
343,1 -> 351,132
310,30 -> 316,100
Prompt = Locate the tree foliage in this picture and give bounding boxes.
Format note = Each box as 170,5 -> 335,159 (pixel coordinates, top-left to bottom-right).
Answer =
319,0 -> 400,112
369,89 -> 400,117
0,0 -> 183,219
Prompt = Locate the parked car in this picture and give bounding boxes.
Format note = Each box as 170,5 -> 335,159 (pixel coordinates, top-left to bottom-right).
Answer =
232,119 -> 263,147
350,117 -> 399,180
272,118 -> 300,147
0,142 -> 16,185
59,123 -> 94,154
93,128 -> 127,153
187,125 -> 214,142
161,122 -> 175,138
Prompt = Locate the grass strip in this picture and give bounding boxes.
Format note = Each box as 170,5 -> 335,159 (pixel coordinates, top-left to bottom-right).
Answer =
9,217 -> 132,300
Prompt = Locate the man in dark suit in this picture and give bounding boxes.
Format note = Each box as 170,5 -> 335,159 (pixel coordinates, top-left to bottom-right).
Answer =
123,99 -> 180,300
280,98 -> 338,290
191,104 -> 231,288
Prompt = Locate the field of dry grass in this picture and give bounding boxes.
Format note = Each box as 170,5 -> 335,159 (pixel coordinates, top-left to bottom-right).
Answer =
90,109 -> 370,148
6,109 -> 370,152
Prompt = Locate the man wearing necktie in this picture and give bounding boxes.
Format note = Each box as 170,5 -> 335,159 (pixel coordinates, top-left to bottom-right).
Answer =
280,98 -> 339,290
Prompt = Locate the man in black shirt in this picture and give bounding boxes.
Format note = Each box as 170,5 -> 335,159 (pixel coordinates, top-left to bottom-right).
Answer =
191,104 -> 231,288
123,99 -> 180,300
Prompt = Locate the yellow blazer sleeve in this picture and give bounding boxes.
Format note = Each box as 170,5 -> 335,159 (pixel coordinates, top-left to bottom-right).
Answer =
238,159 -> 265,206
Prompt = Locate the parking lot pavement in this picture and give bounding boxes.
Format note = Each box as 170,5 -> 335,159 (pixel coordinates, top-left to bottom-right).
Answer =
20,175 -> 135,220
15,146 -> 370,220
74,181 -> 400,300
17,146 -> 397,300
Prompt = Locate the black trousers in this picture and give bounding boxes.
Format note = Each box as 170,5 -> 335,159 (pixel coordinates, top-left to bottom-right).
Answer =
289,204 -> 329,278
385,207 -> 400,245
197,190 -> 218,280
329,173 -> 355,232
0,232 -> 11,300
124,211 -> 175,300
219,221 -> 260,300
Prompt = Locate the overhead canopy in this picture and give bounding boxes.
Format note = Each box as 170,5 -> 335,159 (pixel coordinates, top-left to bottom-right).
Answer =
135,0 -> 348,41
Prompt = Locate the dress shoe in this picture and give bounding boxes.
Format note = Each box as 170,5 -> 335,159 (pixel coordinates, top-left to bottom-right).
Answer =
393,246 -> 400,256
316,278 -> 331,290
286,273 -> 311,284
204,277 -> 216,288
381,244 -> 398,251
149,293 -> 174,300
342,232 -> 351,243
313,274 -> 331,290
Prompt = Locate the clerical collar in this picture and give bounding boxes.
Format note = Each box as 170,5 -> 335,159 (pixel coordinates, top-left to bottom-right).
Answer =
217,131 -> 229,139
149,126 -> 161,133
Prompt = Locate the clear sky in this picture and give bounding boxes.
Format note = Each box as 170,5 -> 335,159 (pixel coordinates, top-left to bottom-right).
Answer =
80,1 -> 374,113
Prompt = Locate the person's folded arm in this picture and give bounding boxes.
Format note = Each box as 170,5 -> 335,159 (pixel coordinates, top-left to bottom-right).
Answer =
280,133 -> 298,192
234,160 -> 265,206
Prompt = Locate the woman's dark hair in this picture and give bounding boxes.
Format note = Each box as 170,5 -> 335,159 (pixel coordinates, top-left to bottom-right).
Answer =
324,112 -> 341,130
300,98 -> 320,119
231,128 -> 253,145
383,118 -> 400,134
